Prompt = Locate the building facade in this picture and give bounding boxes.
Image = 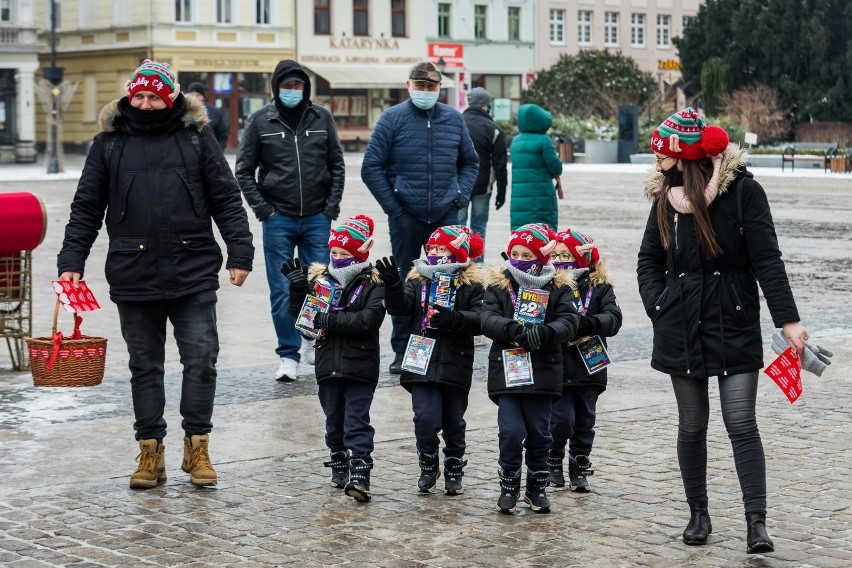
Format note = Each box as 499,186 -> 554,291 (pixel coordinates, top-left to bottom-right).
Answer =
36,0 -> 295,150
0,0 -> 43,163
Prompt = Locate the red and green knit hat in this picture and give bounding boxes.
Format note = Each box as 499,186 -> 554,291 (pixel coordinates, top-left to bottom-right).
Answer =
650,107 -> 729,160
328,215 -> 375,261
554,229 -> 600,269
507,223 -> 557,265
126,59 -> 180,108
425,225 -> 484,263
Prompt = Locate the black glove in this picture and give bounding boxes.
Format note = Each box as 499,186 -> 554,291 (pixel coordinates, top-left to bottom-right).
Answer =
375,256 -> 401,288
314,311 -> 337,331
495,191 -> 506,210
576,315 -> 597,338
507,321 -> 525,343
521,324 -> 556,351
428,305 -> 465,331
281,258 -> 308,291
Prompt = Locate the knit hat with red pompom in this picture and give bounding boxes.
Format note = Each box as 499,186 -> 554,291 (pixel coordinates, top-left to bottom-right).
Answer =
425,225 -> 484,264
126,59 -> 180,109
506,223 -> 557,265
328,215 -> 375,261
650,107 -> 729,160
554,229 -> 600,269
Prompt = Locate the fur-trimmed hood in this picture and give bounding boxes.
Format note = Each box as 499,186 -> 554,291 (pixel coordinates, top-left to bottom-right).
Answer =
405,263 -> 484,286
308,262 -> 382,284
485,265 -> 574,291
97,94 -> 208,134
643,144 -> 749,201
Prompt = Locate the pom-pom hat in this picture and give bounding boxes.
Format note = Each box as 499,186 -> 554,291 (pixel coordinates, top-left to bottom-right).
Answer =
554,229 -> 599,269
328,215 -> 375,261
650,107 -> 729,160
507,223 -> 557,265
426,225 -> 484,263
126,59 -> 180,108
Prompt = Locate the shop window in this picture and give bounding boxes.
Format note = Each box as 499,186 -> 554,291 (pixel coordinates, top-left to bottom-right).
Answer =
549,9 -> 565,45
217,0 -> 234,24
314,0 -> 330,35
508,6 -> 520,42
474,5 -> 487,40
256,0 -> 271,24
471,74 -> 521,113
437,3 -> 450,38
1,0 -> 12,22
391,0 -> 405,38
314,78 -> 369,129
175,0 -> 192,23
353,0 -> 368,36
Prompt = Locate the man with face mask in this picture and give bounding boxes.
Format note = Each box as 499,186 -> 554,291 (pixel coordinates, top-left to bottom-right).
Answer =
236,59 -> 345,382
361,61 -> 479,374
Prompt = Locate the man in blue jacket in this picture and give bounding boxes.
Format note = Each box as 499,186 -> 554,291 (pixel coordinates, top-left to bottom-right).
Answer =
361,61 -> 479,373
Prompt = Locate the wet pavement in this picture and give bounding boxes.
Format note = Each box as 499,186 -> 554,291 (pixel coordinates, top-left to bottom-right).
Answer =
1,155 -> 851,567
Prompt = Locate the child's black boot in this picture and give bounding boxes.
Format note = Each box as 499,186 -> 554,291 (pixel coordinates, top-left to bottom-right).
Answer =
497,468 -> 521,514
417,452 -> 440,493
323,451 -> 349,489
569,454 -> 594,492
443,457 -> 467,496
523,470 -> 551,513
547,449 -> 565,488
344,458 -> 373,502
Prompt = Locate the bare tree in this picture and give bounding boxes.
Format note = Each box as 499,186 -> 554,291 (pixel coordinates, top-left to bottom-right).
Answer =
720,84 -> 789,145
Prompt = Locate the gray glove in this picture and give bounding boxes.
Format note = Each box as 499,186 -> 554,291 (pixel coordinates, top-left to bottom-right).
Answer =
771,332 -> 833,377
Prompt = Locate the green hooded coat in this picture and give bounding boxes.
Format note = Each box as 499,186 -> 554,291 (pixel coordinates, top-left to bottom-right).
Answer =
509,104 -> 563,230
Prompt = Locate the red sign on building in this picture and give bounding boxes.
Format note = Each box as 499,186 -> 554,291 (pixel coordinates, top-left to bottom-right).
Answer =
428,43 -> 464,69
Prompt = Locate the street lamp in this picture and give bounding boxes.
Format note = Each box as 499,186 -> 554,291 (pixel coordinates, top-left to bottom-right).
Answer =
44,0 -> 63,174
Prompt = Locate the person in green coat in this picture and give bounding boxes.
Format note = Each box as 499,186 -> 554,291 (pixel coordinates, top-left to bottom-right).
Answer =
509,104 -> 564,230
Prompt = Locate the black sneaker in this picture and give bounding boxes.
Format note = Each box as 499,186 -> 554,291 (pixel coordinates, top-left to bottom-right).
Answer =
389,352 -> 404,374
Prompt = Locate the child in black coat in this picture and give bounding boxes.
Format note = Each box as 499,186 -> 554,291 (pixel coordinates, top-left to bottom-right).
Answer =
376,225 -> 485,495
283,215 -> 385,503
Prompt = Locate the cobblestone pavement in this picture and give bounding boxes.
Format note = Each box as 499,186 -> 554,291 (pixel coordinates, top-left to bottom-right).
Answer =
1,156 -> 850,566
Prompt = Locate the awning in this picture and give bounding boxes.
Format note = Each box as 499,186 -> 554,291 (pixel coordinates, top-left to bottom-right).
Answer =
303,64 -> 455,89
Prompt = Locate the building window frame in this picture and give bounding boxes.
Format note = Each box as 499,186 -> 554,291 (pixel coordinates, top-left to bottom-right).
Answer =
1,0 -> 12,22
437,2 -> 451,39
549,9 -> 565,45
256,0 -> 271,25
474,5 -> 487,40
508,5 -> 520,42
314,0 -> 330,35
657,14 -> 671,48
604,11 -> 619,46
216,0 -> 235,25
391,0 -> 406,38
577,10 -> 592,46
631,13 -> 645,48
353,0 -> 369,37
175,0 -> 193,23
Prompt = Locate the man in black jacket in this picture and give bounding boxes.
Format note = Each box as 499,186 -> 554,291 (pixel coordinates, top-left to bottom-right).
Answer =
58,59 -> 254,490
458,87 -> 508,260
235,59 -> 345,382
187,82 -> 230,150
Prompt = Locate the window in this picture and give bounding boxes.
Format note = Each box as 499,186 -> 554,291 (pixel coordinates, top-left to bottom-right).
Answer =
549,9 -> 565,45
437,3 -> 450,38
631,13 -> 645,47
391,0 -> 405,37
113,0 -> 131,26
353,0 -> 368,36
604,12 -> 619,46
216,0 -> 233,24
79,0 -> 97,28
474,5 -> 487,40
175,0 -> 191,23
256,0 -> 270,24
471,74 -> 522,114
682,15 -> 695,31
508,6 -> 520,41
657,14 -> 671,47
314,0 -> 330,35
1,0 -> 11,22
577,10 -> 592,45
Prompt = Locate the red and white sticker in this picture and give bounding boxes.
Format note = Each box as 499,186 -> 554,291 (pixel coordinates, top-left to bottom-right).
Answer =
763,347 -> 803,403
52,280 -> 102,313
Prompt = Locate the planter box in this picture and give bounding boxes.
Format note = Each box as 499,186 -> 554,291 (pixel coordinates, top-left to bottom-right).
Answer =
584,140 -> 618,164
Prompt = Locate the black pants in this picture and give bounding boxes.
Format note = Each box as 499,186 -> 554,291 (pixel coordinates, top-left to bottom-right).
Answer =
671,371 -> 766,514
116,290 -> 219,441
497,394 -> 553,471
317,378 -> 376,462
410,383 -> 468,458
550,384 -> 602,457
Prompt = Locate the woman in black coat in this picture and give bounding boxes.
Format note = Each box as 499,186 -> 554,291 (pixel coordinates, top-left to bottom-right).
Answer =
637,108 -> 808,554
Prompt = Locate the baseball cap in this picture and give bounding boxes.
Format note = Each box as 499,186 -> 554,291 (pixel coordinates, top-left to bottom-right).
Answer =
409,62 -> 442,84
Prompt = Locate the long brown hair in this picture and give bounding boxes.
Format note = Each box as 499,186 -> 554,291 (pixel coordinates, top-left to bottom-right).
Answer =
656,157 -> 722,257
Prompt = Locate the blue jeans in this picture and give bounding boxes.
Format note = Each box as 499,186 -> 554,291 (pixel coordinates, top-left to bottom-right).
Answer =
550,384 -> 602,457
116,290 -> 219,441
410,383 -> 469,458
262,212 -> 332,360
387,207 -> 460,353
317,379 -> 376,462
671,371 -> 766,513
457,192 -> 491,262
497,394 -> 553,471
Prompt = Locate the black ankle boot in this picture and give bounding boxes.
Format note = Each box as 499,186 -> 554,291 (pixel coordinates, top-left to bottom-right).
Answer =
417,452 -> 440,493
496,468 -> 521,514
682,500 -> 712,545
746,512 -> 774,554
547,449 -> 565,488
323,451 -> 349,489
344,459 -> 373,502
443,457 -> 467,496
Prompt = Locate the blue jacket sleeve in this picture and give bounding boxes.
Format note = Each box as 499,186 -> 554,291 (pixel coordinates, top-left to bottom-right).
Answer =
361,112 -> 403,218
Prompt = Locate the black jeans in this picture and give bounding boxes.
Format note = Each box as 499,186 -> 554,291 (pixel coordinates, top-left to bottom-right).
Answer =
497,394 -> 553,471
410,383 -> 468,458
671,371 -> 767,514
550,384 -> 602,458
116,290 -> 219,441
317,378 -> 376,462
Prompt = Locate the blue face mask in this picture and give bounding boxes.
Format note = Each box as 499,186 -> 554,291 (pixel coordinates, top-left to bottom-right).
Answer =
553,261 -> 581,271
427,254 -> 456,266
410,90 -> 439,110
509,258 -> 543,275
278,89 -> 303,108
330,255 -> 358,269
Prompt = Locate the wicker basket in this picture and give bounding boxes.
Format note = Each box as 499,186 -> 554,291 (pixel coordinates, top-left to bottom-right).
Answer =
26,299 -> 107,387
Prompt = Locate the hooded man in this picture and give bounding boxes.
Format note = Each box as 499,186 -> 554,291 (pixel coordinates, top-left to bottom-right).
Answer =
235,59 -> 346,382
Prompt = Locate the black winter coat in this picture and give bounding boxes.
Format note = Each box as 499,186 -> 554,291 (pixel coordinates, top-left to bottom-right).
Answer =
462,107 -> 508,198
560,262 -> 623,390
637,146 -> 800,378
289,264 -> 386,386
384,265 -> 485,393
57,95 -> 254,302
480,268 -> 580,403
235,60 -> 345,221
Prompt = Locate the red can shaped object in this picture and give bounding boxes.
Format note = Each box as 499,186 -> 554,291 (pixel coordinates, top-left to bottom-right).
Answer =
0,192 -> 48,253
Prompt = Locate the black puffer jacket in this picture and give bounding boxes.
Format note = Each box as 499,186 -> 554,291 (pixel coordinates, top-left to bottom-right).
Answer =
637,146 -> 800,378
560,262 -> 623,390
463,107 -> 508,198
384,264 -> 485,393
58,95 -> 253,302
480,268 -> 580,404
235,60 -> 345,221
289,264 -> 386,386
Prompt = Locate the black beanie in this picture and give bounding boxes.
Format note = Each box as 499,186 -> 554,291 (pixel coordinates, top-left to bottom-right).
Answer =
187,82 -> 206,98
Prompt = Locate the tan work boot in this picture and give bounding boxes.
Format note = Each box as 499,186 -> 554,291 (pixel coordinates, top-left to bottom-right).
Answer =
130,439 -> 166,488
181,434 -> 217,486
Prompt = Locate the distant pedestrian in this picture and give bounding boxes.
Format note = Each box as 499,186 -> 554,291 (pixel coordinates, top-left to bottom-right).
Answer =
283,215 -> 385,503
361,61 -> 479,375
235,59 -> 345,382
375,225 -> 485,495
58,59 -> 254,489
637,107 -> 812,553
509,104 -> 564,230
458,88 -> 508,259
186,82 -> 230,150
547,229 -> 622,493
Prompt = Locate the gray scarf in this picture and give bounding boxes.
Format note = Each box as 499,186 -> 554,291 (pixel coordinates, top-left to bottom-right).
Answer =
328,260 -> 372,290
504,260 -> 557,290
412,258 -> 469,281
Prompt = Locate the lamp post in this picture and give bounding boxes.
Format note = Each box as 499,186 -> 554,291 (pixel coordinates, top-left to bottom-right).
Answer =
45,0 -> 63,174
